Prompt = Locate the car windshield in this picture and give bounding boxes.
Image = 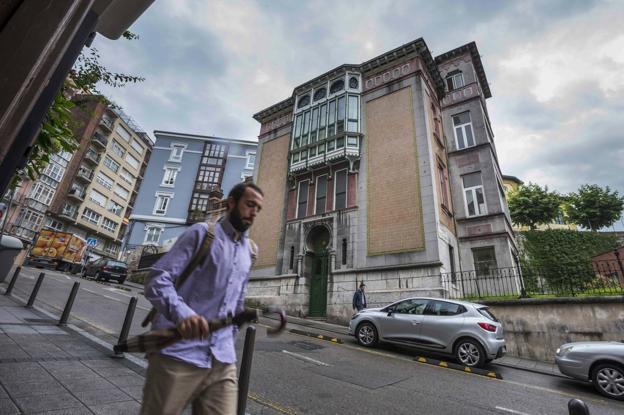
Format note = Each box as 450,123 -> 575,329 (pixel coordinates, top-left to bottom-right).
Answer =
477,307 -> 498,322
107,261 -> 127,268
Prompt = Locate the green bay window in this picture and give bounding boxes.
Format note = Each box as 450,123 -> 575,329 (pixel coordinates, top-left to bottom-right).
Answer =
310,107 -> 319,143
327,100 -> 336,137
302,111 -> 310,146
347,95 -> 359,132
336,96 -> 346,133
293,114 -> 302,149
319,103 -> 327,139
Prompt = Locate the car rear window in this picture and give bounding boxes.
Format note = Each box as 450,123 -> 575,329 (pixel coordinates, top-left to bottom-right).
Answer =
107,261 -> 127,268
477,307 -> 498,322
425,300 -> 466,316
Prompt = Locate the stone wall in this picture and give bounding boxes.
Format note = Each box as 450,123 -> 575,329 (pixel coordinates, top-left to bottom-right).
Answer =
483,297 -> 624,362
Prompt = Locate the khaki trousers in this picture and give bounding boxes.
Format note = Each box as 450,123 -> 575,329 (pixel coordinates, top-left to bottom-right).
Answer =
140,354 -> 238,415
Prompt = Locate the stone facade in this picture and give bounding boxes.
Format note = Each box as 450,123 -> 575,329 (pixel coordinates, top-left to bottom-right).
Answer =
249,38 -> 515,322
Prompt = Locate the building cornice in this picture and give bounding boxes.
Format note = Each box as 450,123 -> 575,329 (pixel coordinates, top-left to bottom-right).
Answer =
153,131 -> 257,146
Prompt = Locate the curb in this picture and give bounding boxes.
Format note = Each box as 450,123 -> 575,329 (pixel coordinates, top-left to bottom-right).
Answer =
289,328 -> 344,344
413,355 -> 503,379
493,361 -> 566,379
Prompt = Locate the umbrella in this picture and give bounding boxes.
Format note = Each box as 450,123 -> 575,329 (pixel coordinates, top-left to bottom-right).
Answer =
114,307 -> 286,354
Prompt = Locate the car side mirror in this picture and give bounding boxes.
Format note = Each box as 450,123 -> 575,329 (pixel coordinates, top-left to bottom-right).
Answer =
387,308 -> 394,316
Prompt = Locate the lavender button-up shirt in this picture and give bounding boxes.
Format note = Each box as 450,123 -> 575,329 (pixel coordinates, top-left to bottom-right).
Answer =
144,219 -> 252,368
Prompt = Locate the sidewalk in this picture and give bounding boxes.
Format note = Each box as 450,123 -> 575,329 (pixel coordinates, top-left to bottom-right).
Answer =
0,293 -> 145,414
280,314 -> 564,377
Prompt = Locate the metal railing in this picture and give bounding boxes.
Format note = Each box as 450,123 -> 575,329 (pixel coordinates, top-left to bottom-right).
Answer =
92,132 -> 108,148
84,149 -> 101,164
76,166 -> 94,182
442,260 -> 624,300
68,187 -> 86,201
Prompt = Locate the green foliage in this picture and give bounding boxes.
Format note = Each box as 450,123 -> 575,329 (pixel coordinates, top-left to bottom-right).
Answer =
519,229 -> 618,292
563,184 -> 624,231
508,183 -> 562,229
17,31 -> 144,185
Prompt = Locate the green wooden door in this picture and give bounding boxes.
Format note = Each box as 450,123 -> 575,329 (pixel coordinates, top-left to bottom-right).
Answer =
308,254 -> 328,317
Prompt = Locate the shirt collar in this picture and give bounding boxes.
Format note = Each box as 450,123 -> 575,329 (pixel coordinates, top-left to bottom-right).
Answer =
219,216 -> 247,242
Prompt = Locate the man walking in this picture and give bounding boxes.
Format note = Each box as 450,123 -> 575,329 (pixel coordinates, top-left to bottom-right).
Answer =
141,182 -> 264,415
352,282 -> 367,312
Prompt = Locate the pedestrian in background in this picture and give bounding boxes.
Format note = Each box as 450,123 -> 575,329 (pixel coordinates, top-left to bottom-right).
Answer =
353,282 -> 367,312
140,182 -> 264,415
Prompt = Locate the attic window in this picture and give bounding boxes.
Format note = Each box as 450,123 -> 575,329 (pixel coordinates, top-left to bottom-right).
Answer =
297,95 -> 311,108
313,88 -> 327,101
349,77 -> 359,89
445,70 -> 464,91
330,79 -> 345,94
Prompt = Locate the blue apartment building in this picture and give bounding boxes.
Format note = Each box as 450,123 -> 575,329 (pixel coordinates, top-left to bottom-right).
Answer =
126,131 -> 257,248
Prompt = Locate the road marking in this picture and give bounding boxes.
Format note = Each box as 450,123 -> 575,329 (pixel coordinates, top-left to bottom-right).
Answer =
282,350 -> 330,367
105,287 -> 132,297
495,407 -> 531,415
248,392 -> 297,415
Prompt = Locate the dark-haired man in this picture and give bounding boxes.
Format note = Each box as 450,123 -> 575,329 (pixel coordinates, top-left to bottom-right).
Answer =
140,182 -> 263,415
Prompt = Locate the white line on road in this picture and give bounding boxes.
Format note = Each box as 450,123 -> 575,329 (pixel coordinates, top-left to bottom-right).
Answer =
105,287 -> 133,297
282,350 -> 330,367
495,407 -> 532,415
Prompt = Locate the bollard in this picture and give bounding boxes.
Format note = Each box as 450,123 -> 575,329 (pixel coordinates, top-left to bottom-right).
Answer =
26,272 -> 45,308
112,296 -> 137,357
237,326 -> 256,415
568,399 -> 590,415
58,282 -> 80,326
4,266 -> 21,296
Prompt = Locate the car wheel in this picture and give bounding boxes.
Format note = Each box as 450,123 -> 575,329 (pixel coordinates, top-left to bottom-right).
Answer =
118,277 -> 126,285
455,338 -> 486,368
356,322 -> 378,347
592,363 -> 624,400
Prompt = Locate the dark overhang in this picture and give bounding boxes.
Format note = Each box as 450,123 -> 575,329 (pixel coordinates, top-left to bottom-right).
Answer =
435,41 -> 492,99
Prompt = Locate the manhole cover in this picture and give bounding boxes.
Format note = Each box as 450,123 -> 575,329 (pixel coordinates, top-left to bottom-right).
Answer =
289,340 -> 325,351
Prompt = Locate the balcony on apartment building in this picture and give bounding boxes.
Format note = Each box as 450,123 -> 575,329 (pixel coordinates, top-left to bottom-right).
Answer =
60,204 -> 78,221
92,132 -> 108,149
76,166 -> 94,182
99,115 -> 114,133
84,149 -> 101,165
67,187 -> 86,202
289,132 -> 361,173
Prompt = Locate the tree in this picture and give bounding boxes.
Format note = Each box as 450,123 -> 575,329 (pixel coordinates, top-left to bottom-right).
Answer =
508,183 -> 562,230
19,30 -> 144,184
563,184 -> 624,231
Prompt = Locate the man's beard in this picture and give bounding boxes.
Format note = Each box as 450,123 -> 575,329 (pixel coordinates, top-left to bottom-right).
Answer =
229,206 -> 250,232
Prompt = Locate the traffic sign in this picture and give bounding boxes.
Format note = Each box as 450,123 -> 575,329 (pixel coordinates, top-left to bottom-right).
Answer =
86,238 -> 97,247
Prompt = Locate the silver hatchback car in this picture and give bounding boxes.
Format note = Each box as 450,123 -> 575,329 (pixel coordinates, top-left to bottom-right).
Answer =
348,297 -> 506,368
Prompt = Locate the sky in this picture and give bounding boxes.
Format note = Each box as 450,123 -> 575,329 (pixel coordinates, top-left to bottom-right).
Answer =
93,0 -> 624,228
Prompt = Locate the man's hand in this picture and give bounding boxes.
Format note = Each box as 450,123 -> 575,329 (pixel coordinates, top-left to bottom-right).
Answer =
177,315 -> 209,339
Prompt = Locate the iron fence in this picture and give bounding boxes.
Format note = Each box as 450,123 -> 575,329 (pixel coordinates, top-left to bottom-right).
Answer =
442,260 -> 624,300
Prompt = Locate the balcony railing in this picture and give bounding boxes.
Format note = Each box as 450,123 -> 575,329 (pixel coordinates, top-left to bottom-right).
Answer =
92,132 -> 108,149
99,117 -> 113,132
441,82 -> 483,108
76,166 -> 94,182
24,197 -> 48,213
67,188 -> 86,201
84,149 -> 101,165
60,207 -> 78,220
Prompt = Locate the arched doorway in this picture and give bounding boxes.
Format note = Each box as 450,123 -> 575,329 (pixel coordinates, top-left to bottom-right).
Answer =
306,225 -> 330,317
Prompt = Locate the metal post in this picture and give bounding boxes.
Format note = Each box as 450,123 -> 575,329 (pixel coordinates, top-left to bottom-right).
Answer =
4,266 -> 20,296
58,282 -> 80,326
112,296 -> 137,357
568,399 -> 590,415
26,272 -> 45,307
237,326 -> 257,415
515,257 -> 527,298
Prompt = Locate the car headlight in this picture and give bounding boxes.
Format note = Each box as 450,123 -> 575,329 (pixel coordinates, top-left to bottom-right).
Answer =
351,313 -> 360,320
556,345 -> 574,357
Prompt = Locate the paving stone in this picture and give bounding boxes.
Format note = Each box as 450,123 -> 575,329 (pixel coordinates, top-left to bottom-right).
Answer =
92,367 -> 139,378
0,385 -> 8,399
0,309 -> 22,324
59,377 -> 114,393
0,363 -> 53,382
0,325 -> 38,334
90,400 -> 142,415
35,407 -> 93,414
32,326 -> 68,335
105,373 -> 144,388
81,359 -> 125,370
74,387 -> 134,405
2,379 -> 67,397
13,392 -> 83,413
0,398 -> 20,414
122,384 -> 143,401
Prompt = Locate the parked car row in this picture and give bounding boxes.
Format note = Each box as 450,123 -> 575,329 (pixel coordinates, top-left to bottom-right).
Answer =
349,296 -> 624,401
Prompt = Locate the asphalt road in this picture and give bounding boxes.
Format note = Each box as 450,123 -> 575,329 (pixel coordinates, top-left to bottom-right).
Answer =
4,266 -> 624,414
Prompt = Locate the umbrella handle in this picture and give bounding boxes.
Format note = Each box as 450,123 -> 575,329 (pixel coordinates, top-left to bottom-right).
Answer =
262,305 -> 287,336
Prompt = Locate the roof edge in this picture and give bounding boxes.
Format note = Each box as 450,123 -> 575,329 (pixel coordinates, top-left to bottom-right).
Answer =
435,41 -> 492,99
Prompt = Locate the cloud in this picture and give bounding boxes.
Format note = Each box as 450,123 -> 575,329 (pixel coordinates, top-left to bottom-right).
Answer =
89,0 -> 623,218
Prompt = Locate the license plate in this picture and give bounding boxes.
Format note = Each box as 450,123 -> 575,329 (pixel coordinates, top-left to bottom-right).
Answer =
110,273 -> 120,278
